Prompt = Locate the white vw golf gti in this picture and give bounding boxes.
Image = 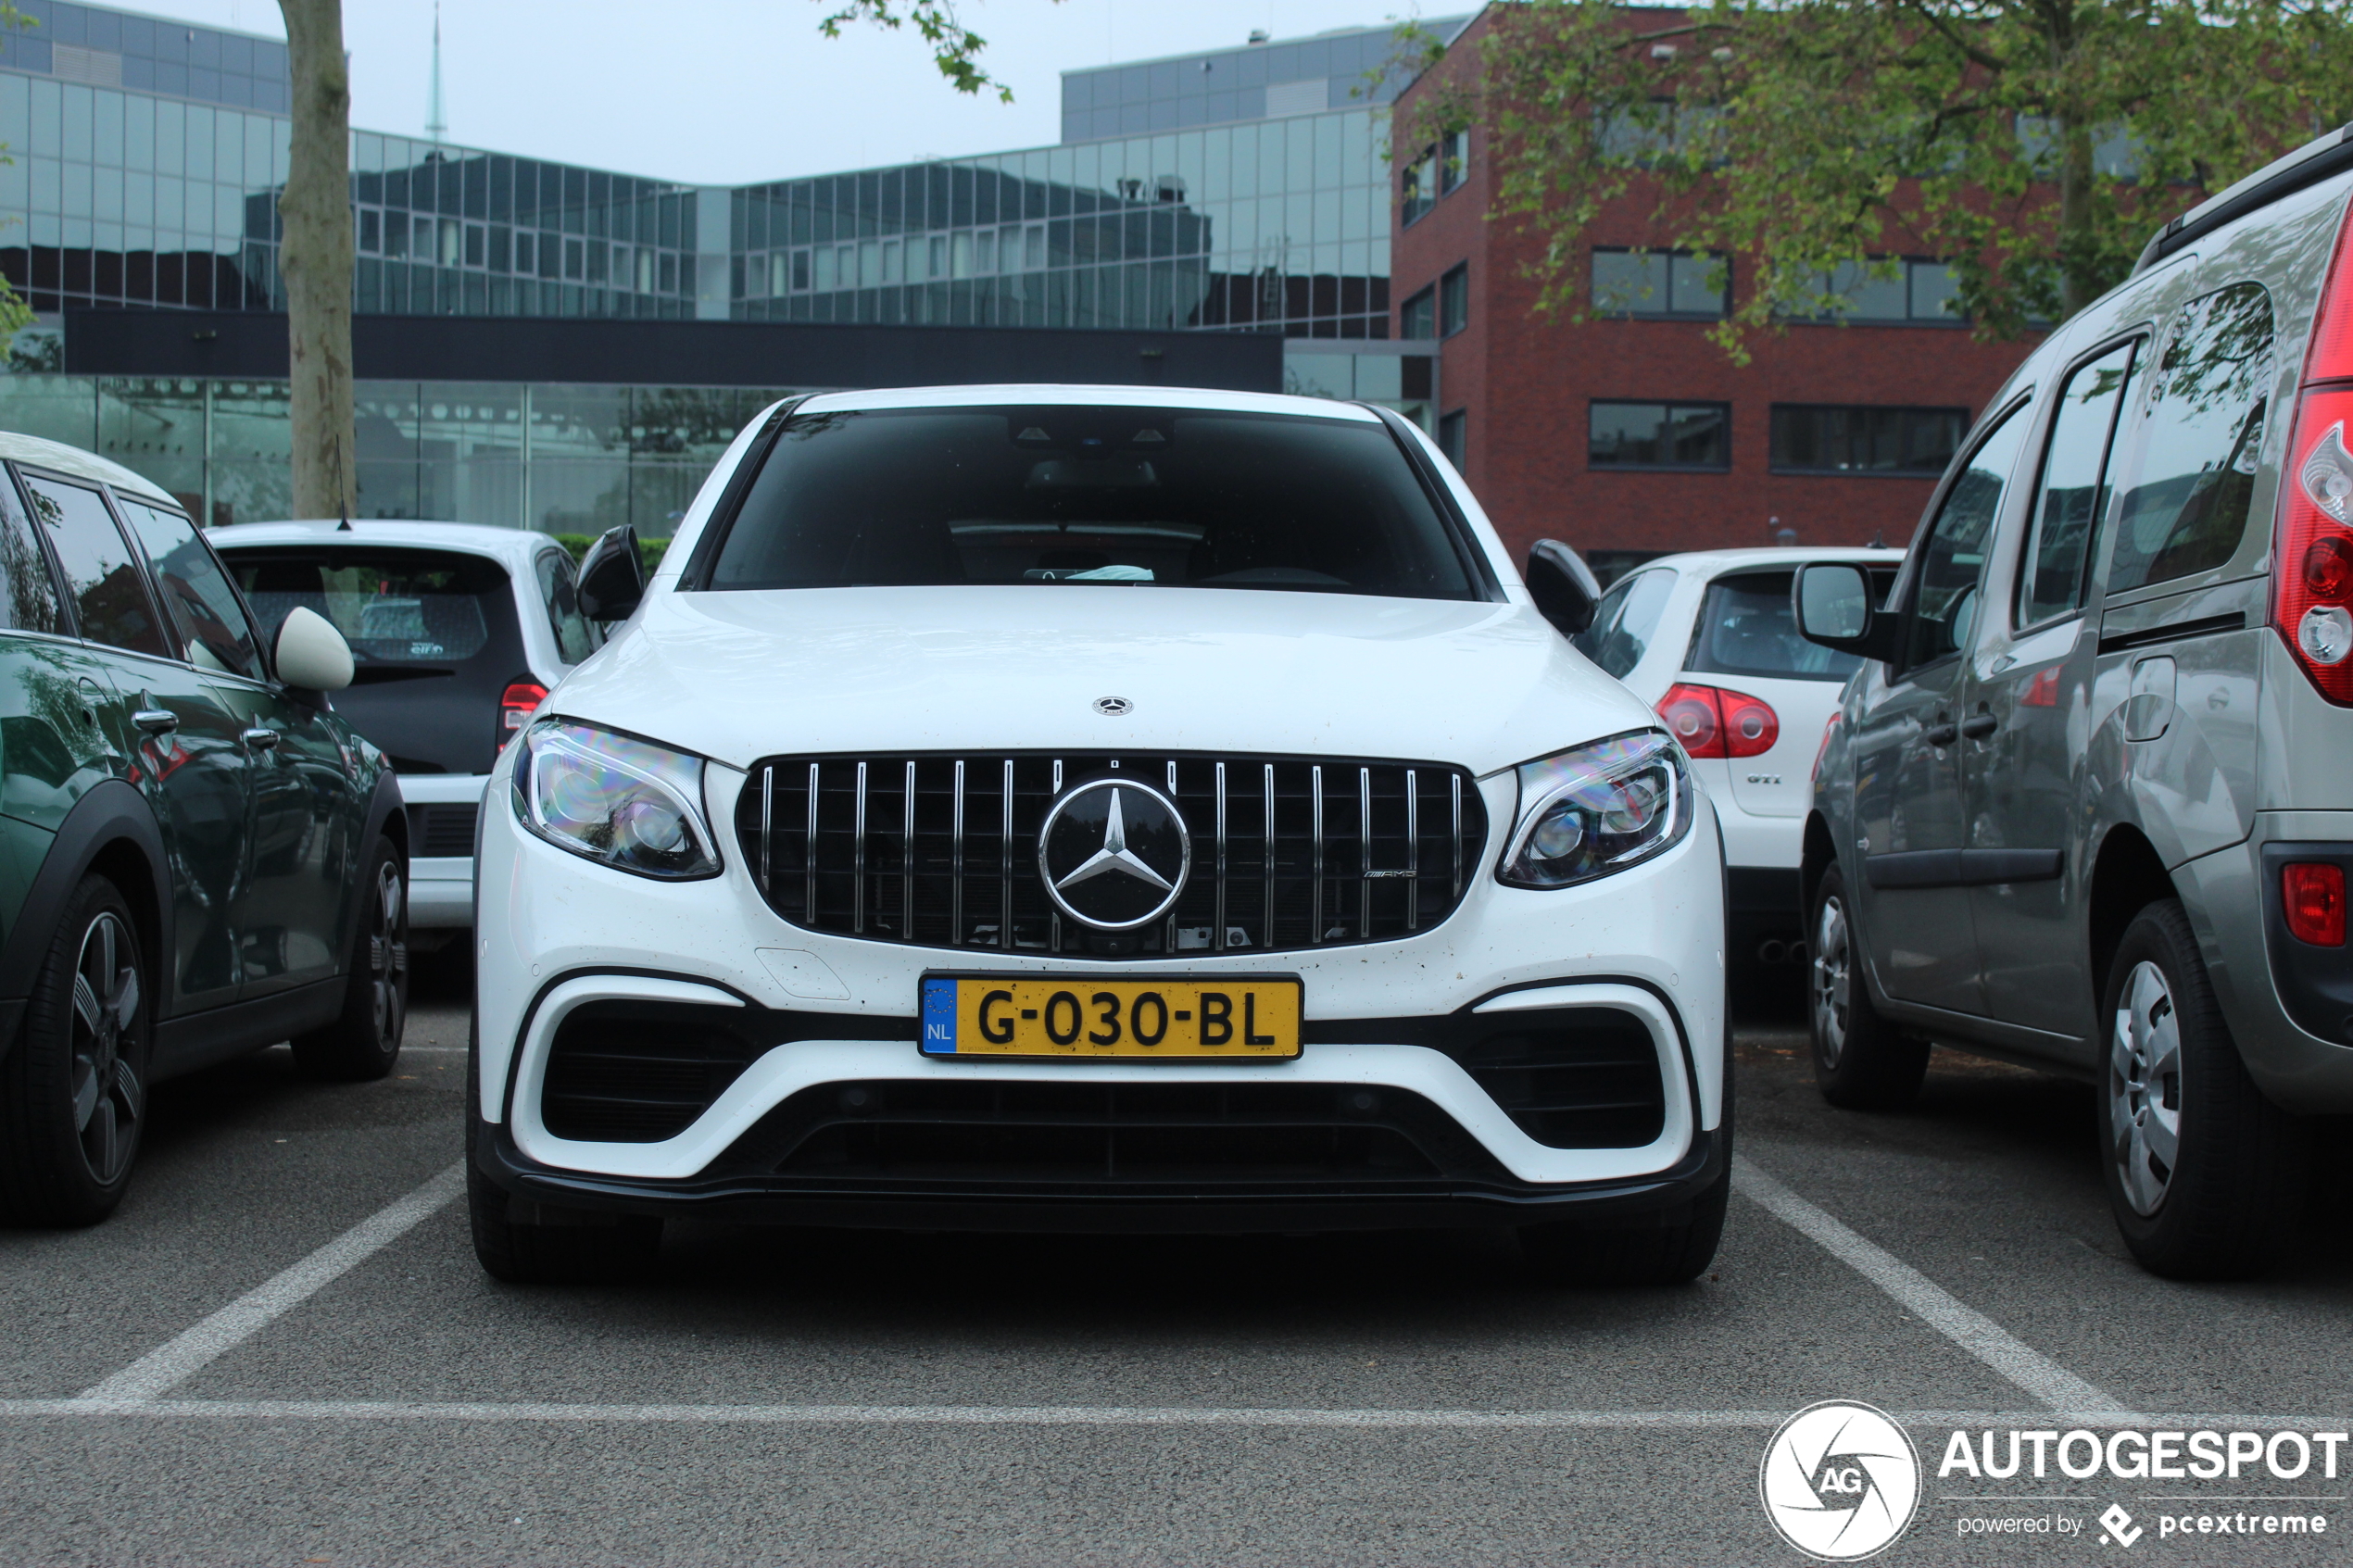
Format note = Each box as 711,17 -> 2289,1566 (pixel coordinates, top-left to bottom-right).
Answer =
468,385 -> 1730,1285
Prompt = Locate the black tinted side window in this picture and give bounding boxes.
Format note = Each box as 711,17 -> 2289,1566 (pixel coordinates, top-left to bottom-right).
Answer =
19,476 -> 169,658
2018,340 -> 2141,627
116,499 -> 263,680
2108,282 -> 2273,594
1906,405 -> 2031,668
535,551 -> 599,664
0,473 -> 65,635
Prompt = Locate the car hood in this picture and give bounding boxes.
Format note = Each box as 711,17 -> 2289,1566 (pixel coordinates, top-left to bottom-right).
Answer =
549,585 -> 1657,775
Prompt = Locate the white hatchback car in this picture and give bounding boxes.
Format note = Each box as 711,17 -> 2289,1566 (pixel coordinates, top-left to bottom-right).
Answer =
465,385 -> 1731,1286
1574,548 -> 1904,973
208,521 -> 603,935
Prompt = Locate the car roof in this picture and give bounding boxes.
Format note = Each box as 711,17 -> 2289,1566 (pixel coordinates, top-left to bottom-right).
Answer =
0,431 -> 179,507
1625,546 -> 1908,577
205,519 -> 570,569
791,383 -> 1385,421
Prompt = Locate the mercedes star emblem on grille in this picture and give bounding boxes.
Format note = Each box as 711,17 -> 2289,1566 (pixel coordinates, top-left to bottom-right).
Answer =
1092,696 -> 1133,715
1037,778 -> 1191,930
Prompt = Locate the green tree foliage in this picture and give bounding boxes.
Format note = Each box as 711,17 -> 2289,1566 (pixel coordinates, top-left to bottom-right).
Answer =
818,0 -> 1050,102
1400,0 -> 2353,357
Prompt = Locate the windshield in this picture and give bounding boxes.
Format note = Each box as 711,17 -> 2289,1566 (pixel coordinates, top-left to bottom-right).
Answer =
1687,570 -> 1869,683
226,547 -> 511,667
703,405 -> 1479,599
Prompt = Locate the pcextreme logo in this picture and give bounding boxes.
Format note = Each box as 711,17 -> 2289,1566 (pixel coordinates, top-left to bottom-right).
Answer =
1760,1400 -> 1923,1561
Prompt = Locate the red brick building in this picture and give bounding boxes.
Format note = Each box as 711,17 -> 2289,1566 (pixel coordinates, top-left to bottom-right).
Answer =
1392,6 -> 2044,577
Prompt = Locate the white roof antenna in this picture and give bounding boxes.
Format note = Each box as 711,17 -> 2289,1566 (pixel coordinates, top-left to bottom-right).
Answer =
424,1 -> 448,144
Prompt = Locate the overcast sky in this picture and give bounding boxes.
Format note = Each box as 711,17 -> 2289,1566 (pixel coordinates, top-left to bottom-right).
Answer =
112,1 -> 1441,183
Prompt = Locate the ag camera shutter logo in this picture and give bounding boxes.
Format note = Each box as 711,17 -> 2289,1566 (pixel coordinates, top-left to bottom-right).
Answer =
1759,1400 -> 1922,1560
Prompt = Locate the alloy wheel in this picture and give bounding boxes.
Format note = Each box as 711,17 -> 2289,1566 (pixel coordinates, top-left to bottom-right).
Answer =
1812,895 -> 1851,1067
69,911 -> 143,1185
367,859 -> 409,1051
2108,960 -> 2183,1217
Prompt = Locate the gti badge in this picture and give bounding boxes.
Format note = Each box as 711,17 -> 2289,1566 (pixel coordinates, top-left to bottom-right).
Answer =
1038,778 -> 1191,930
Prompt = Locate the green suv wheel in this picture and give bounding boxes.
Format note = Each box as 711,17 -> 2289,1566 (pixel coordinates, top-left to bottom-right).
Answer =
1808,865 -> 1930,1110
0,875 -> 152,1225
2098,899 -> 2306,1280
291,836 -> 409,1082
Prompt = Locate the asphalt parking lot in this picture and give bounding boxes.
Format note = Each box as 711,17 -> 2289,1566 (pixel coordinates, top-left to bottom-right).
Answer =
1,959 -> 2347,1567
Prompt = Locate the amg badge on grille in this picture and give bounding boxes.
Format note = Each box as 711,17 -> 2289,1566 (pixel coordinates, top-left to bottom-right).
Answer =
1037,778 -> 1191,930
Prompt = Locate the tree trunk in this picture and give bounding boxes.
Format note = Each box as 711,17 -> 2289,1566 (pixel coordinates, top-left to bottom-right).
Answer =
277,0 -> 354,521
2057,115 -> 2096,320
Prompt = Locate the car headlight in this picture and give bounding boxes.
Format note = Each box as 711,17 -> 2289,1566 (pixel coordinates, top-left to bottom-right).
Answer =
1498,729 -> 1693,889
512,719 -> 721,880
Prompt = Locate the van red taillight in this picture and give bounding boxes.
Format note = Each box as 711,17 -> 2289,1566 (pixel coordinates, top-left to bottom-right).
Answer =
500,680 -> 548,746
2277,202 -> 2353,702
2283,862 -> 2346,946
1657,682 -> 1780,759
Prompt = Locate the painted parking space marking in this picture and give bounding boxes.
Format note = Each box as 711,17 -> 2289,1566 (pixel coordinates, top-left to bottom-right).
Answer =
1732,1154 -> 2132,1418
0,1400 -> 2334,1430
78,1162 -> 466,1402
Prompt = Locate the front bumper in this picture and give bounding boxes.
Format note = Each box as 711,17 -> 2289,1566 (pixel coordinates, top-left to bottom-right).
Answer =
473,756 -> 1730,1217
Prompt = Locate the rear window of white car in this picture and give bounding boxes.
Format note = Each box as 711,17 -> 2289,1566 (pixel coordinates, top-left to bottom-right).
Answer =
228,548 -> 509,666
1688,570 -> 1877,683
701,405 -> 1485,600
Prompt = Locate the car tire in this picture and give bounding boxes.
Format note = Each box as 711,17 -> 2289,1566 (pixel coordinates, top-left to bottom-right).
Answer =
0,875 -> 153,1226
464,1022 -> 661,1285
1807,865 -> 1930,1110
291,835 -> 409,1082
2098,899 -> 2306,1281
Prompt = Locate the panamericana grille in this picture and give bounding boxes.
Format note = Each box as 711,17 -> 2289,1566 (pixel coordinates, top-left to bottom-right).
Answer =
735,753 -> 1488,957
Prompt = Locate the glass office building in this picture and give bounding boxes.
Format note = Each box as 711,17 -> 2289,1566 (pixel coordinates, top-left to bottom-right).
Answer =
0,3 -> 1453,531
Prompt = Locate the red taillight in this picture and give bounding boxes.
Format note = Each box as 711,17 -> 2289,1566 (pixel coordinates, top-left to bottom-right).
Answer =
500,680 -> 548,746
2284,861 -> 2347,947
2276,200 -> 2353,702
1657,682 -> 1780,759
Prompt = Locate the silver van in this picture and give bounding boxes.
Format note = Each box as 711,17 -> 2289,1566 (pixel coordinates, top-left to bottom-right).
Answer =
1793,123 -> 2353,1279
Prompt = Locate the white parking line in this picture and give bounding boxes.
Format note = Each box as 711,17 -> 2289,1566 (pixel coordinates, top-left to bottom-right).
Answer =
1732,1155 -> 2132,1418
79,1162 -> 466,1402
0,1399 -> 2331,1429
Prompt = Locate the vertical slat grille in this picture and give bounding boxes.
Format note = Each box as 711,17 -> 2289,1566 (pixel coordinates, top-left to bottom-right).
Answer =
736,753 -> 1487,957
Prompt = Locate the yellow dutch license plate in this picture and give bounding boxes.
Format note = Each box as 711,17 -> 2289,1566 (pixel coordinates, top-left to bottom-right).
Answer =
919,975 -> 1302,1060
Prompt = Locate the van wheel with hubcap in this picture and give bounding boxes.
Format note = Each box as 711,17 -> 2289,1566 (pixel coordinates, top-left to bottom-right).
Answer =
2098,899 -> 2304,1280
465,1024 -> 661,1285
1808,865 -> 1929,1109
0,876 -> 151,1225
292,837 -> 408,1081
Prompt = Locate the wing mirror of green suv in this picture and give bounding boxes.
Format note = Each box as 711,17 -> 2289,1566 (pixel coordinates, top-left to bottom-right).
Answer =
1793,560 -> 1905,664
275,605 -> 355,698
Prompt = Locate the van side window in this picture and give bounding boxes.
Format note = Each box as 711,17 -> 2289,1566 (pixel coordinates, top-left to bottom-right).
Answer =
1906,403 -> 2030,668
2017,340 -> 2141,628
19,475 -> 169,658
1571,566 -> 1674,678
2107,282 -> 2273,594
0,475 -> 64,635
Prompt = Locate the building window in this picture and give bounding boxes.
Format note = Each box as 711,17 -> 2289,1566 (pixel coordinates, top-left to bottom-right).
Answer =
1589,401 -> 1731,470
1769,405 -> 1967,474
1439,408 -> 1466,470
1592,249 -> 1728,319
1401,285 -> 1435,341
1812,259 -> 1965,323
1438,129 -> 1469,194
1402,145 -> 1439,226
1440,264 -> 1468,337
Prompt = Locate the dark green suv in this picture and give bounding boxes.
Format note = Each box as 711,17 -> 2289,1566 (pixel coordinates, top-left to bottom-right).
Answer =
0,433 -> 407,1225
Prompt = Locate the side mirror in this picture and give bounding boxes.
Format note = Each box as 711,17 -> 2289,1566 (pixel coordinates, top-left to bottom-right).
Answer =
1793,561 -> 1903,663
577,524 -> 647,622
1526,539 -> 1603,637
274,605 -> 354,696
